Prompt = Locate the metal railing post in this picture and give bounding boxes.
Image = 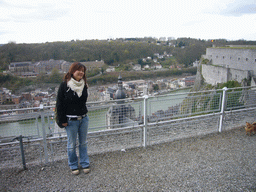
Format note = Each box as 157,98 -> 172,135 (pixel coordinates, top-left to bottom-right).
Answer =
12,135 -> 27,170
143,95 -> 148,147
40,104 -> 48,163
219,87 -> 227,132
18,135 -> 26,170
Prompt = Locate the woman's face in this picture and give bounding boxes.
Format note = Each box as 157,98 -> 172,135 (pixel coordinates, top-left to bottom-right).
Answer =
73,68 -> 85,81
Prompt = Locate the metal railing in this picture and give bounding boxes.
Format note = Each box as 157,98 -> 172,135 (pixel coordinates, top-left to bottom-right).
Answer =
0,86 -> 256,169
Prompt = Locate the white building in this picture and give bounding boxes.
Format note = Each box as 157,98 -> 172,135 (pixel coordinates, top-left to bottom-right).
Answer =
152,64 -> 162,70
143,65 -> 150,70
106,66 -> 115,72
133,64 -> 141,71
100,91 -> 111,101
178,78 -> 186,87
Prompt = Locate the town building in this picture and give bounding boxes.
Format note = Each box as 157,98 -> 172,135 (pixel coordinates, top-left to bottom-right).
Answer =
106,66 -> 115,72
152,63 -> 162,70
81,60 -> 105,72
0,90 -> 5,104
9,59 -> 72,76
34,59 -> 69,74
9,61 -> 33,75
132,64 -> 141,71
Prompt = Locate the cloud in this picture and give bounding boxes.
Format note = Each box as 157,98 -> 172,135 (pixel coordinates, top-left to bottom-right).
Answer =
182,20 -> 205,27
0,31 -> 6,36
0,28 -> 10,37
245,31 -> 256,40
0,0 -> 256,44
10,8 -> 69,23
219,1 -> 256,16
0,1 -> 70,23
0,0 -> 7,6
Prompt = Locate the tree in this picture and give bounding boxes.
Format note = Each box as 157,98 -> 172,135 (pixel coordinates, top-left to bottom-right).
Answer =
138,59 -> 143,64
48,68 -> 63,83
153,84 -> 159,91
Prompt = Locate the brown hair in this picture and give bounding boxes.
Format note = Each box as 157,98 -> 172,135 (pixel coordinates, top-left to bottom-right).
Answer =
64,62 -> 87,85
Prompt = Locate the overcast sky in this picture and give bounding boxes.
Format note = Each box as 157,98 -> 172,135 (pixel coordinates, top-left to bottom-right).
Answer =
0,0 -> 255,44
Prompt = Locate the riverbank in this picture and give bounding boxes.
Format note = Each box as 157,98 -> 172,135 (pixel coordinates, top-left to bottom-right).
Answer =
0,113 -> 40,123
1,126 -> 255,191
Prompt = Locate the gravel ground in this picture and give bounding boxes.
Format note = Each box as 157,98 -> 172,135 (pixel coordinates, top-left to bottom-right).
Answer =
0,126 -> 255,191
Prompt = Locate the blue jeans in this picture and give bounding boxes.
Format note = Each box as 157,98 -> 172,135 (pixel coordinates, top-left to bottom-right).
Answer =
65,115 -> 89,170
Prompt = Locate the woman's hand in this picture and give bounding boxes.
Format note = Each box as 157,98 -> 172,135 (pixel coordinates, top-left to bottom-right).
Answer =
62,123 -> 68,127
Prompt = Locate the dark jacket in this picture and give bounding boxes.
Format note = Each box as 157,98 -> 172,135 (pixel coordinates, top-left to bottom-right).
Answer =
56,81 -> 88,125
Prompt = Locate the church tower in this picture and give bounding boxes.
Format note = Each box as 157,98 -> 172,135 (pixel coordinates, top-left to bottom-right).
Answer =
106,75 -> 137,129
115,74 -> 126,100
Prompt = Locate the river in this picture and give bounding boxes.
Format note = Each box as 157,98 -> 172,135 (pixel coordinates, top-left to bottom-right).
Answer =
0,89 -> 190,138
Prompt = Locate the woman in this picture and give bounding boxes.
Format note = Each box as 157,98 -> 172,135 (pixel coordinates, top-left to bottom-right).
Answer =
56,62 -> 90,175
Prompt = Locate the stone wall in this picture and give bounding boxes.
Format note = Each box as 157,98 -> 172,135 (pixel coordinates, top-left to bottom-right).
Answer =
204,48 -> 256,73
202,64 -> 250,85
202,47 -> 256,85
202,65 -> 228,85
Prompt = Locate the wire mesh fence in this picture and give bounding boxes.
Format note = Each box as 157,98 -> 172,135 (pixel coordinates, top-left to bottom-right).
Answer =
0,86 -> 256,169
147,114 -> 220,146
148,90 -> 222,122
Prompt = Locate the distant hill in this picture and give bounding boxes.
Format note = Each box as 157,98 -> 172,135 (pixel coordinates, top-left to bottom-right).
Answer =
0,38 -> 255,71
